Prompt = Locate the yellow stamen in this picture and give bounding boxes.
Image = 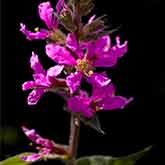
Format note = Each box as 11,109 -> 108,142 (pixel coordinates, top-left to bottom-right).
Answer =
88,70 -> 93,76
76,59 -> 93,76
34,27 -> 39,32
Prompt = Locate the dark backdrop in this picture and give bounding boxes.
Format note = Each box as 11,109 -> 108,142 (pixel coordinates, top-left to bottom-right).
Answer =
1,0 -> 163,164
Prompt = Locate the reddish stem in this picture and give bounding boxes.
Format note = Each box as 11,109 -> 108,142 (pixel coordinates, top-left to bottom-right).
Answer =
68,114 -> 80,165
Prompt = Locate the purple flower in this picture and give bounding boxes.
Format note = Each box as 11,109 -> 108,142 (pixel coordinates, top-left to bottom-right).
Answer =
22,126 -> 55,149
38,1 -> 64,29
46,33 -> 112,94
67,83 -> 133,118
20,23 -> 49,40
85,35 -> 128,67
20,0 -> 64,40
21,126 -> 69,162
22,52 -> 64,105
21,126 -> 56,162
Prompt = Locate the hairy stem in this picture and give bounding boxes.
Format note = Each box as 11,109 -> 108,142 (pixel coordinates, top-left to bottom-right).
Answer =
68,114 -> 80,165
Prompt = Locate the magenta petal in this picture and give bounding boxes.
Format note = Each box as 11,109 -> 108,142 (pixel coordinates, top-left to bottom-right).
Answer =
92,83 -> 115,100
22,126 -> 55,150
66,33 -> 84,58
93,36 -> 128,68
27,89 -> 45,105
22,81 -> 36,91
105,37 -> 127,64
66,72 -> 82,94
115,36 -> 128,57
95,35 -> 111,53
87,43 -> 95,59
22,126 -> 40,142
20,23 -> 49,40
33,73 -> 50,87
21,153 -> 42,162
56,0 -> 64,14
88,73 -> 111,87
93,52 -> 118,67
101,96 -> 130,110
87,35 -> 110,60
36,138 -> 54,149
67,96 -> 93,118
66,33 -> 78,51
46,43 -> 77,65
38,2 -> 54,29
30,52 -> 46,74
47,65 -> 64,78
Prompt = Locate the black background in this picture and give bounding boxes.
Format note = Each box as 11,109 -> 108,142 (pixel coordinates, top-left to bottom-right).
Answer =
1,0 -> 163,164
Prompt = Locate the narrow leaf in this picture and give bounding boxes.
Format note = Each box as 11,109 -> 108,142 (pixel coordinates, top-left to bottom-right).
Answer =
76,146 -> 152,165
80,115 -> 105,134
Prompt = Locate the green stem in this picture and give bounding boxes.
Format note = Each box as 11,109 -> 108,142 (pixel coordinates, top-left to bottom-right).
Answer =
68,114 -> 80,165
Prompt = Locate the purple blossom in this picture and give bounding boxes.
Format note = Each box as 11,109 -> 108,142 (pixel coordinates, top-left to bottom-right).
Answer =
38,1 -> 55,29
46,33 -> 112,94
22,52 -> 64,105
38,1 -> 63,29
91,36 -> 128,67
67,83 -> 133,118
46,33 -> 127,68
22,126 -> 55,149
21,126 -> 56,162
85,35 -> 128,67
20,0 -> 64,40
19,0 -> 134,160
20,23 -> 49,40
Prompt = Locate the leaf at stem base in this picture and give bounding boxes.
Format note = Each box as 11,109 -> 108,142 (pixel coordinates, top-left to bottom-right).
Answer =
76,146 -> 152,165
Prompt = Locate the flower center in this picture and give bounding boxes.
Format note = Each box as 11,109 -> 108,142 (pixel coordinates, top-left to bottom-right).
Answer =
76,58 -> 93,76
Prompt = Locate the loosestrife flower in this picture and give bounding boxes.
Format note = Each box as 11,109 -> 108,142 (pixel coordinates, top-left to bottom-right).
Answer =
19,0 -> 134,162
20,0 -> 65,40
22,52 -> 65,105
67,83 -> 133,118
21,126 -> 68,162
46,33 -> 127,94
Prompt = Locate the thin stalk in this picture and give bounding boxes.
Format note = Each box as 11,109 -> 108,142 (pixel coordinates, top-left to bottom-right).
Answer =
68,114 -> 80,165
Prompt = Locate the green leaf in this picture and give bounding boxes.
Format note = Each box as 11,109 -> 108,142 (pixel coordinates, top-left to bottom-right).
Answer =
80,115 -> 105,134
0,153 -> 33,165
76,146 -> 152,165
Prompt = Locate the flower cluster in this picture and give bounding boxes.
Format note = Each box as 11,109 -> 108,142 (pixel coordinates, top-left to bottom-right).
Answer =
20,0 -> 132,162
21,126 -> 68,162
